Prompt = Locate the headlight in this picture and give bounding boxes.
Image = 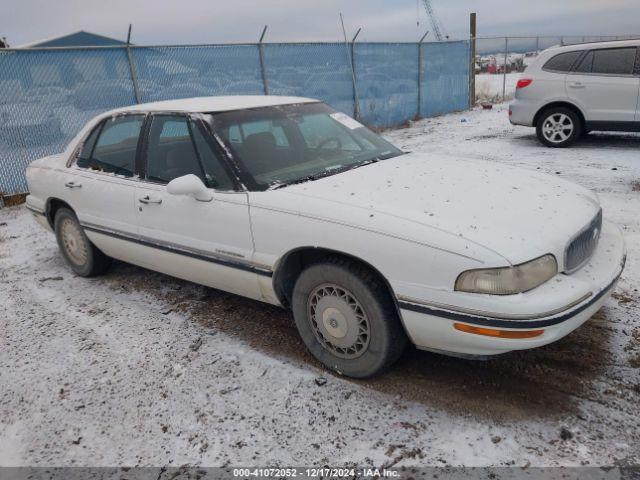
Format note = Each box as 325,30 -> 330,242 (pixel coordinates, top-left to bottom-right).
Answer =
455,254 -> 557,295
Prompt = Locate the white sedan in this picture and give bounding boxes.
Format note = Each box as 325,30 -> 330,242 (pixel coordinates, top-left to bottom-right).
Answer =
25,96 -> 626,378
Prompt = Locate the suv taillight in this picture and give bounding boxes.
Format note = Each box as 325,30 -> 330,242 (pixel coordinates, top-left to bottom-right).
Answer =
516,78 -> 533,89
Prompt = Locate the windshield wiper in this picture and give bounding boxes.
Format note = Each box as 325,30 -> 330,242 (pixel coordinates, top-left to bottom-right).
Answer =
271,154 -> 398,190
271,174 -> 321,189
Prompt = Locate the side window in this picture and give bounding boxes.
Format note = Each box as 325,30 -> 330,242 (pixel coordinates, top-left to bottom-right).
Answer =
76,124 -> 101,168
81,116 -> 143,177
190,121 -> 235,191
574,51 -> 594,73
146,115 -> 204,184
542,51 -> 582,73
591,48 -> 637,75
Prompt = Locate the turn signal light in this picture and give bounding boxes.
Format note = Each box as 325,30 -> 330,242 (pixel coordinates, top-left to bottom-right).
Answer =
454,323 -> 544,339
516,78 -> 533,89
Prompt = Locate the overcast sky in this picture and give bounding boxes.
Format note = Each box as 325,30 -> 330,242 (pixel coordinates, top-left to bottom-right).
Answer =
3,0 -> 640,46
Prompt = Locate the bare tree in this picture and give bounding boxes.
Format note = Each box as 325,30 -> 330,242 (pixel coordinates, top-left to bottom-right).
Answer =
0,37 -> 9,48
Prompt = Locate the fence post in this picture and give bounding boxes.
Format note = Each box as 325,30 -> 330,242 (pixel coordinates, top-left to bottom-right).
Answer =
349,27 -> 362,120
258,25 -> 269,95
125,24 -> 141,104
339,14 -> 361,120
502,37 -> 508,101
417,29 -> 429,118
468,13 -> 476,108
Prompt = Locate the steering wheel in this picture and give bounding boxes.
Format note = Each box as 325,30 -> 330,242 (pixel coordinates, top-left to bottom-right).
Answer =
317,136 -> 342,150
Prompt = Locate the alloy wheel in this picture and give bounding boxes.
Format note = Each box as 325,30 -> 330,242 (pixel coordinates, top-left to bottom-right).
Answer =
542,113 -> 574,144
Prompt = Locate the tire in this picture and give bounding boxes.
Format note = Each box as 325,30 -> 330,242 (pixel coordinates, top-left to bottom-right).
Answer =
54,207 -> 112,277
291,258 -> 407,378
536,107 -> 582,148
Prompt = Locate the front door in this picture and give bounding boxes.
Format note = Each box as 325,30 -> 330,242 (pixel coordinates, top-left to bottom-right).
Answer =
134,113 -> 263,300
566,46 -> 640,123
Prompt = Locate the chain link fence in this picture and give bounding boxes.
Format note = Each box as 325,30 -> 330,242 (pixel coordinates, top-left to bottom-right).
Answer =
0,39 -> 471,196
474,35 -> 640,103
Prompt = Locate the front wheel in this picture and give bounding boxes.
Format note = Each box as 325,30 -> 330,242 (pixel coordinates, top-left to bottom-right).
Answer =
536,107 -> 582,148
54,207 -> 112,277
291,258 -> 407,378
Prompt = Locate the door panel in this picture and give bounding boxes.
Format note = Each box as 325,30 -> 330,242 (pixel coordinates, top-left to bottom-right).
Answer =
134,184 -> 262,300
69,115 -> 143,258
566,75 -> 640,122
134,113 -> 262,300
567,47 -> 640,122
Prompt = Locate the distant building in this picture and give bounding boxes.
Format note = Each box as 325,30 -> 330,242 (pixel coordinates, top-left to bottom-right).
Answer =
17,30 -> 127,48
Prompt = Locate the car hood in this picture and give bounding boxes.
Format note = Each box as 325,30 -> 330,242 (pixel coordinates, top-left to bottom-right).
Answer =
274,153 -> 600,268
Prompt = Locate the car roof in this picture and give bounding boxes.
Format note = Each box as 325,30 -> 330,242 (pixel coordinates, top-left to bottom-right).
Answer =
60,95 -> 320,161
107,95 -> 318,115
545,38 -> 640,54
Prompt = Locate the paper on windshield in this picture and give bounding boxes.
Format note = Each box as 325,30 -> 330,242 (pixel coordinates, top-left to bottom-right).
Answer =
330,112 -> 364,130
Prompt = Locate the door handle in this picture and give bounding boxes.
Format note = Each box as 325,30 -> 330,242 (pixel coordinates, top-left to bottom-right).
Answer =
64,181 -> 82,188
138,195 -> 162,205
569,83 -> 585,89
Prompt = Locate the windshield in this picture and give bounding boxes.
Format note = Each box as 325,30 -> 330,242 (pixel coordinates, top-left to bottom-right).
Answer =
207,102 -> 404,190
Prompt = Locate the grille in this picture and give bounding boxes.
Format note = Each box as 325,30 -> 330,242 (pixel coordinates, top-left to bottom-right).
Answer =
565,210 -> 602,272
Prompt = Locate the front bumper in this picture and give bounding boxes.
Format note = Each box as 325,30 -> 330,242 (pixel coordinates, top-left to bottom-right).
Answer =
399,220 -> 626,356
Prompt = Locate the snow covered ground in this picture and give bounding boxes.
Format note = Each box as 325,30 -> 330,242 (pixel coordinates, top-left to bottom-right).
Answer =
1,104 -> 639,469
475,73 -> 521,103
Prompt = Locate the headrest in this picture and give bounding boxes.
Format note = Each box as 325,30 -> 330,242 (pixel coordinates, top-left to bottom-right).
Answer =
244,131 -> 277,150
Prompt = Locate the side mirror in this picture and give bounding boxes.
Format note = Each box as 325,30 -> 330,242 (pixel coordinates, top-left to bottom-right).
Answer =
166,174 -> 213,202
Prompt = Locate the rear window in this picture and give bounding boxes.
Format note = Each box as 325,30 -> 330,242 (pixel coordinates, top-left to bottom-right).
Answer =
543,51 -> 582,72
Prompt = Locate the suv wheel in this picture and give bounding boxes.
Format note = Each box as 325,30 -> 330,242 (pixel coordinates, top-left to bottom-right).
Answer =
291,258 -> 407,378
54,207 -> 112,277
536,107 -> 582,148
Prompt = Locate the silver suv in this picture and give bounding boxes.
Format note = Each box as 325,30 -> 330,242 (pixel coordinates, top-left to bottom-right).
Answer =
509,40 -> 640,147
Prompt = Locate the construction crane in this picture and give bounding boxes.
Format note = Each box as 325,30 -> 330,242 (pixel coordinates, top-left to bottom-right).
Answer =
419,0 -> 448,41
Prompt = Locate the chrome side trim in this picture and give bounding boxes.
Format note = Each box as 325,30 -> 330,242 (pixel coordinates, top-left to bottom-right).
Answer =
26,205 -> 45,216
397,292 -> 593,321
80,221 -> 273,277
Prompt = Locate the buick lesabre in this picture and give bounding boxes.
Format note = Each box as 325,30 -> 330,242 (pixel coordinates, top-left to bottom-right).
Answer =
25,96 -> 626,377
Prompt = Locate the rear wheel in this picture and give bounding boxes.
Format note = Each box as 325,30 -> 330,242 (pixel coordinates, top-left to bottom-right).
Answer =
291,258 -> 407,378
536,107 -> 582,148
54,207 -> 112,277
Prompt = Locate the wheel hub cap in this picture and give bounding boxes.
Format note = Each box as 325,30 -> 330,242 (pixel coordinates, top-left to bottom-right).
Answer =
322,307 -> 347,338
308,284 -> 370,359
60,218 -> 87,266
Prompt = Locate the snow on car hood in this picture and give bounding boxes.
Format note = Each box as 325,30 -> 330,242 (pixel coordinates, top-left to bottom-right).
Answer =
276,153 -> 601,267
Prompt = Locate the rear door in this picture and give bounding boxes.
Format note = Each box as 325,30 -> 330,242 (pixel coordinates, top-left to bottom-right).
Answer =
566,46 -> 639,123
134,113 -> 263,300
70,114 -> 144,250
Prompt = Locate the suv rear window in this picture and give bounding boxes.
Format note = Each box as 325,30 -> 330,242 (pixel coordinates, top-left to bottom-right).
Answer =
542,51 -> 582,72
